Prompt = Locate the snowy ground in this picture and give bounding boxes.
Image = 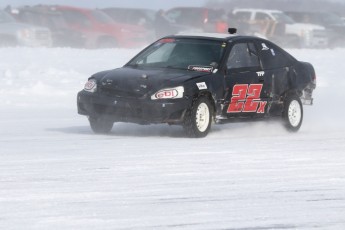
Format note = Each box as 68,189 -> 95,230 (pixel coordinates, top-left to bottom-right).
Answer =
0,47 -> 345,229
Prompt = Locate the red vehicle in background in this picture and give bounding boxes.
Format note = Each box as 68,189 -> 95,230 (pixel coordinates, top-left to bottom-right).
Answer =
164,7 -> 228,33
55,6 -> 150,48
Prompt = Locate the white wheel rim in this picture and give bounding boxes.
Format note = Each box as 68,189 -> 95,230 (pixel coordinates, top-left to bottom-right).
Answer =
288,100 -> 302,127
196,102 -> 210,132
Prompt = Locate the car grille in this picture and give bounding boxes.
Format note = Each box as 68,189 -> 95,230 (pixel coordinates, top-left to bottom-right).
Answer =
99,87 -> 145,99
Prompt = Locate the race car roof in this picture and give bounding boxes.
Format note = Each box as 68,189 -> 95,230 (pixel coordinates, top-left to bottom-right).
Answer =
174,32 -> 235,40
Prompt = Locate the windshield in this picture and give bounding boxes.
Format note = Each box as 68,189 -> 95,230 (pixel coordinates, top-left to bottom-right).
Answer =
92,10 -> 114,24
272,13 -> 295,24
0,10 -> 15,23
322,13 -> 344,25
127,38 -> 226,70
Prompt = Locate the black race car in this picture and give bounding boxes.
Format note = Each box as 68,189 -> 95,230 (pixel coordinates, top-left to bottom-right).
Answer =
77,29 -> 316,137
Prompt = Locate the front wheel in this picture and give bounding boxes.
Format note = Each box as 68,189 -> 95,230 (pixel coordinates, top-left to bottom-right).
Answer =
283,94 -> 303,132
89,117 -> 113,134
183,96 -> 212,138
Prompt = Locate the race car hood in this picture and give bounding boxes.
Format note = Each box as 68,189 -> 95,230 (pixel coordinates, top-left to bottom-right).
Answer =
91,66 -> 211,98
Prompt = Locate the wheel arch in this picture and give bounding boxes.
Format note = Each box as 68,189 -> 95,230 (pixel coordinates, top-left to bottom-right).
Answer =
193,90 -> 216,115
283,89 -> 303,100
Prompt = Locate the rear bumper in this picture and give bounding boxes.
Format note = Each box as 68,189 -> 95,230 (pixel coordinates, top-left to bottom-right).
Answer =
77,91 -> 190,124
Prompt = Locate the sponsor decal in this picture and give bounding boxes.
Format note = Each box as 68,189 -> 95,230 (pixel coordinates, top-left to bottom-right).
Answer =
101,79 -> 113,86
227,84 -> 267,113
257,71 -> 265,77
155,89 -> 178,99
261,43 -> 269,51
188,65 -> 214,73
151,86 -> 184,100
270,49 -> 276,56
196,82 -> 207,90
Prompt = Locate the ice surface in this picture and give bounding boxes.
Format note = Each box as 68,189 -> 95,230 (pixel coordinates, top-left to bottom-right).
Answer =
0,47 -> 345,229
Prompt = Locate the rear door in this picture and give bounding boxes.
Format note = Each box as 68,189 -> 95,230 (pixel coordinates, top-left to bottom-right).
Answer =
222,40 -> 271,118
255,40 -> 294,115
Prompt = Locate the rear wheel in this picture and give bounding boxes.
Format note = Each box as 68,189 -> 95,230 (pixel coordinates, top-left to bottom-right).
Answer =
183,96 -> 212,138
283,94 -> 303,132
89,117 -> 113,134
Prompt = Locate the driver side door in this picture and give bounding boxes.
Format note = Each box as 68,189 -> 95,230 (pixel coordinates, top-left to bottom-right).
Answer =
222,41 -> 271,118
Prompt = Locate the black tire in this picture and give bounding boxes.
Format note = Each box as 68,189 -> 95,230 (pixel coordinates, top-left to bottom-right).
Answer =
183,96 -> 212,138
283,94 -> 303,132
89,117 -> 113,134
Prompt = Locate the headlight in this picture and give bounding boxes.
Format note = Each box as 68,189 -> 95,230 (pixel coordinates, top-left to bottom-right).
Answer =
17,29 -> 34,39
84,79 -> 97,93
301,29 -> 312,37
151,86 -> 184,100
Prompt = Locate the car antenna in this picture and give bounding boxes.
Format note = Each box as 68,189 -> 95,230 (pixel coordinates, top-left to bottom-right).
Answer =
228,28 -> 237,35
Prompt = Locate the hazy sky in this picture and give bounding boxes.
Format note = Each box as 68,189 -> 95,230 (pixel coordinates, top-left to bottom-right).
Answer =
0,0 -> 207,10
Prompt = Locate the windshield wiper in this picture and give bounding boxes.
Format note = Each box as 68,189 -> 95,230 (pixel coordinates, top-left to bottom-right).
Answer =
126,63 -> 139,68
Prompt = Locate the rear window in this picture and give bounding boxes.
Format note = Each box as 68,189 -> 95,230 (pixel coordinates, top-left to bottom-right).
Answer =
258,41 -> 295,69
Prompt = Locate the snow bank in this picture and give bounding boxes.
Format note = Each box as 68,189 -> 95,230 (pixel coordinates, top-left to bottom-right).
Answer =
1,47 -> 345,229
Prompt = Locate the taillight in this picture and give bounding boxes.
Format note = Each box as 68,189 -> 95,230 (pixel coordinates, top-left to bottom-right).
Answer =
312,74 -> 316,84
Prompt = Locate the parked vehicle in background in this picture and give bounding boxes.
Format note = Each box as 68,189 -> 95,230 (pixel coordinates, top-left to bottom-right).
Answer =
285,11 -> 345,47
164,7 -> 229,33
0,9 -> 52,47
54,6 -> 150,48
7,5 -> 84,48
232,9 -> 328,48
102,7 -> 156,42
102,8 -> 156,29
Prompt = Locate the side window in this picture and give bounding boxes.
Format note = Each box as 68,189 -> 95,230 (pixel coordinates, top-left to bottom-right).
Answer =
60,10 -> 90,27
258,41 -> 293,69
180,9 -> 203,26
234,12 -> 251,21
227,42 -> 260,70
255,12 -> 271,21
106,9 -> 125,22
165,10 -> 182,23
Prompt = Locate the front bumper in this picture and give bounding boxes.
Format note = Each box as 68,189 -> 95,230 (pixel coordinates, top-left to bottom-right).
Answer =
302,30 -> 328,48
77,91 -> 190,124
